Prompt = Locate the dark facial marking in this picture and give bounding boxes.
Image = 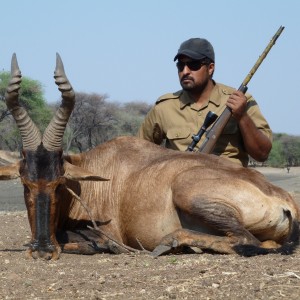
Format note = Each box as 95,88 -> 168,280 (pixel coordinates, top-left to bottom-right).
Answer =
29,191 -> 56,252
22,144 -> 63,181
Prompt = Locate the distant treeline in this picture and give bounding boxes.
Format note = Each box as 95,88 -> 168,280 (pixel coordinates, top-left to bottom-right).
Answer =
0,71 -> 299,167
266,133 -> 300,167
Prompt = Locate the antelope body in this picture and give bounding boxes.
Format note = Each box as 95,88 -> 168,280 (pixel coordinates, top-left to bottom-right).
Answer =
0,54 -> 299,260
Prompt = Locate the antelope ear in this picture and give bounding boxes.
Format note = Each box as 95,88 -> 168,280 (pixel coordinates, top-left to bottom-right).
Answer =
0,162 -> 20,180
63,160 -> 109,181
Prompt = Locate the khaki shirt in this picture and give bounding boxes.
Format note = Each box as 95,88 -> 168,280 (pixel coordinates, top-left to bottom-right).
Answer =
137,82 -> 272,167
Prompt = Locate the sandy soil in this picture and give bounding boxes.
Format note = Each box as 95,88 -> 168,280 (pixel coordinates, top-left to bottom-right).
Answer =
0,167 -> 300,299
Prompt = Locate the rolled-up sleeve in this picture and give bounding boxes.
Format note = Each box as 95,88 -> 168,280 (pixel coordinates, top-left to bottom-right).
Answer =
246,96 -> 272,141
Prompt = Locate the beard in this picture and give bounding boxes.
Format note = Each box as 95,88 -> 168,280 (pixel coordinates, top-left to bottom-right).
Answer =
180,76 -> 210,95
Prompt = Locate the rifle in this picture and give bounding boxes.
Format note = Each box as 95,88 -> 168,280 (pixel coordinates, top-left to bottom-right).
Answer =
198,26 -> 285,154
186,111 -> 218,151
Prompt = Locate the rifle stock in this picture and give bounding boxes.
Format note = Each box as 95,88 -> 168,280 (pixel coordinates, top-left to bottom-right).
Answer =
198,26 -> 285,154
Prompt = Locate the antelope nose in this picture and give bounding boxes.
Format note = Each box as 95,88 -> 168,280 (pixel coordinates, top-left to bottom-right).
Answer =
32,250 -> 53,260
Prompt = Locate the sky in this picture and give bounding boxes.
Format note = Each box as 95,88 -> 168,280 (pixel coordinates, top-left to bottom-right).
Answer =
1,0 -> 299,135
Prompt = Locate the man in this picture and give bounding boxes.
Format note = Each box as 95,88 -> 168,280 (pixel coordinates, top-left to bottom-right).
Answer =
137,38 -> 272,167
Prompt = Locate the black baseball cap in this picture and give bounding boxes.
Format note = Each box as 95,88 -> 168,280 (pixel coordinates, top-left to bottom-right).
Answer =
174,38 -> 215,62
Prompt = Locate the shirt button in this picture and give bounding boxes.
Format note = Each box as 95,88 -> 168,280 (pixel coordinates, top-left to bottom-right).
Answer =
198,112 -> 202,116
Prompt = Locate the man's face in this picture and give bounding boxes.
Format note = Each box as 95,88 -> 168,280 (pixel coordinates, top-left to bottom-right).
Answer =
176,56 -> 214,93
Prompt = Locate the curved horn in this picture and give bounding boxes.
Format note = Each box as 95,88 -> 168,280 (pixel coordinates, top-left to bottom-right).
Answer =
42,53 -> 75,151
5,53 -> 42,150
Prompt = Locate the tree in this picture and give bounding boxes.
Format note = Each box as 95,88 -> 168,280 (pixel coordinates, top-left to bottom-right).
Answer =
121,101 -> 152,116
0,72 -> 11,124
63,95 -> 152,153
116,101 -> 152,136
266,134 -> 300,167
62,92 -> 118,153
268,140 -> 285,167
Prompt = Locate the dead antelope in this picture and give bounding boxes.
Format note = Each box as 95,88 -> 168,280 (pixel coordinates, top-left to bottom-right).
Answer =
0,54 -> 299,260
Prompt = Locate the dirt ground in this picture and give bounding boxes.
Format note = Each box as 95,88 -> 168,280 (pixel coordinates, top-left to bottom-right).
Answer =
0,166 -> 300,300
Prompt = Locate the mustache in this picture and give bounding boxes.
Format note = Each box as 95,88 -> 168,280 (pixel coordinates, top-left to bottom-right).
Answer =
180,75 -> 194,83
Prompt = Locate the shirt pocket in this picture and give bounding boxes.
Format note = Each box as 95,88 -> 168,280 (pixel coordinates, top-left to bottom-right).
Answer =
166,127 -> 191,140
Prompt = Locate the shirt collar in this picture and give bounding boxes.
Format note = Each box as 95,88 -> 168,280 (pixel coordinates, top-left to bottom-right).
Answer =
179,81 -> 222,109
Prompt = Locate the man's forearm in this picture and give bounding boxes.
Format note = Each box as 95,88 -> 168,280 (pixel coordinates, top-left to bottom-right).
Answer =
238,114 -> 272,161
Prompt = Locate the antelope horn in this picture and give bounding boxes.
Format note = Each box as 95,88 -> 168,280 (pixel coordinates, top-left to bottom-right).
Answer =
5,53 -> 42,150
42,53 -> 75,151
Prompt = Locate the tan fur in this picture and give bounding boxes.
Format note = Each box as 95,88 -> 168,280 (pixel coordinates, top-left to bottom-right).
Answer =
1,136 -> 299,258
61,137 -> 300,256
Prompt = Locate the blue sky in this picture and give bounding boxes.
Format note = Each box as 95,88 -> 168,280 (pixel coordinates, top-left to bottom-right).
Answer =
1,0 -> 299,135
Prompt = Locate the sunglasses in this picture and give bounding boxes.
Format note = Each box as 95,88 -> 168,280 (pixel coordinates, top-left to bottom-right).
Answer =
176,60 -> 204,72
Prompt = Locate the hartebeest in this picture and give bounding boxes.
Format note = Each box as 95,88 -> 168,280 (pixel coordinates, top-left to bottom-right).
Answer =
0,54 -> 299,260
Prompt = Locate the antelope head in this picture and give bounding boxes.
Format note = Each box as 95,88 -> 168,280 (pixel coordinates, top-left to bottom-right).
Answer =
0,54 -> 107,259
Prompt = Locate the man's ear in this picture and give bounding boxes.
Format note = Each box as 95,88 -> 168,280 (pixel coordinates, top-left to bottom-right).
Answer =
208,62 -> 215,77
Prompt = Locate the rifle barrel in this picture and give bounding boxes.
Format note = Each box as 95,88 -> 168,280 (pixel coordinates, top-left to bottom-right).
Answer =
242,26 -> 284,88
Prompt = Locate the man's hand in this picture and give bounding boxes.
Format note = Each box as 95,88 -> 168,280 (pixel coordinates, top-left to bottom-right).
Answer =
226,91 -> 247,121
